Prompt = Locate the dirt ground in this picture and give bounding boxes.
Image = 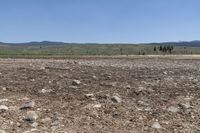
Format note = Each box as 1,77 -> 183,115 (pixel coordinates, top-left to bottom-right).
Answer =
0,56 -> 200,133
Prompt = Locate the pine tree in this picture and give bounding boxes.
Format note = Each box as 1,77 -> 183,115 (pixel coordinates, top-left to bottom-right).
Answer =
159,46 -> 163,51
163,46 -> 167,52
153,47 -> 157,52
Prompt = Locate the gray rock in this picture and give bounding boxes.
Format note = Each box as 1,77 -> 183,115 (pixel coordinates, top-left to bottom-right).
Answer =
137,100 -> 149,106
23,129 -> 39,133
0,130 -> 6,133
0,105 -> 8,111
152,122 -> 162,129
167,106 -> 179,113
179,102 -> 191,109
20,101 -> 35,109
41,117 -> 51,124
72,80 -> 81,85
111,95 -> 122,103
0,99 -> 9,102
125,85 -> 131,89
31,122 -> 38,128
134,87 -> 146,94
25,111 -> 38,121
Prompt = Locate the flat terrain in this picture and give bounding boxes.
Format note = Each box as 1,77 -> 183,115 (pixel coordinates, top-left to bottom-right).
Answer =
0,43 -> 200,57
0,56 -> 200,132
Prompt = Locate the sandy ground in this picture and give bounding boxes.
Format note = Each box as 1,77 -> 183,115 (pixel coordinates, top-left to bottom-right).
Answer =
0,56 -> 200,132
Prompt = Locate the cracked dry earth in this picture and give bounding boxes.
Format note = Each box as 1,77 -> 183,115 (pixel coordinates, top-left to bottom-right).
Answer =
0,57 -> 200,133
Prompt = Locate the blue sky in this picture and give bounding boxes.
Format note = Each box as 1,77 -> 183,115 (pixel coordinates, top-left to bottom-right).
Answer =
0,0 -> 200,43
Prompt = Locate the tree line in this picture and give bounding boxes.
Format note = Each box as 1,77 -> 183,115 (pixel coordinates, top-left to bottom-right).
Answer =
154,45 -> 174,54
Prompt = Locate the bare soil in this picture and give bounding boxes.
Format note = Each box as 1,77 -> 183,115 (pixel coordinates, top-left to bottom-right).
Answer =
0,56 -> 200,133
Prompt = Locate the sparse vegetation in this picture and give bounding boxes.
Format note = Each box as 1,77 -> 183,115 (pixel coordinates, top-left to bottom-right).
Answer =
0,43 -> 198,58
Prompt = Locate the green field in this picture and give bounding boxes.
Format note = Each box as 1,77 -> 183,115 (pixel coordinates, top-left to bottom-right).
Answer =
0,44 -> 199,58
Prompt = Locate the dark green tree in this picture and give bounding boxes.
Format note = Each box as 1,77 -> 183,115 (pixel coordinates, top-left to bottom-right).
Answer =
163,46 -> 167,52
153,47 -> 157,52
159,46 -> 163,51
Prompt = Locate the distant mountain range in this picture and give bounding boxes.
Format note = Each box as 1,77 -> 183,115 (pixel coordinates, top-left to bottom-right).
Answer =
148,40 -> 200,47
1,41 -> 200,47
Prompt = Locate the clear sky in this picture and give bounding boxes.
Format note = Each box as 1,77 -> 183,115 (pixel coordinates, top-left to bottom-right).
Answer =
0,0 -> 200,43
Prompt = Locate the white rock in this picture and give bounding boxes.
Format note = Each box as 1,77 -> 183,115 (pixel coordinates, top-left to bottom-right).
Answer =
111,95 -> 122,103
167,106 -> 179,113
25,111 -> 38,121
2,87 -> 6,91
93,104 -> 102,108
152,122 -> 162,129
92,75 -> 97,80
0,105 -> 8,111
41,89 -> 52,93
72,80 -> 81,85
69,85 -> 78,89
163,71 -> 168,75
85,94 -> 94,98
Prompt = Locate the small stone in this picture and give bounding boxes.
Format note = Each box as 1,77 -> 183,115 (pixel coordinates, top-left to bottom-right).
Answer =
106,75 -> 112,80
41,117 -> 51,124
134,87 -> 146,94
92,75 -> 97,80
72,80 -> 81,85
179,102 -> 191,109
152,122 -> 162,129
40,66 -> 45,70
17,122 -> 21,127
51,120 -> 60,126
93,104 -> 102,108
167,106 -> 179,113
31,122 -> 38,128
0,99 -> 9,102
25,111 -> 38,121
23,129 -> 38,133
20,101 -> 35,109
163,71 -> 168,75
41,89 -> 52,93
125,85 -> 131,89
69,85 -> 78,89
137,100 -> 149,106
30,79 -> 35,82
85,94 -> 94,99
2,87 -> 6,91
0,105 -> 8,111
111,95 -> 122,103
0,130 -> 6,133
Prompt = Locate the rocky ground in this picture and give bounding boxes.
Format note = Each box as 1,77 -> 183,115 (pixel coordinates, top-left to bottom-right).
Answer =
0,56 -> 200,133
